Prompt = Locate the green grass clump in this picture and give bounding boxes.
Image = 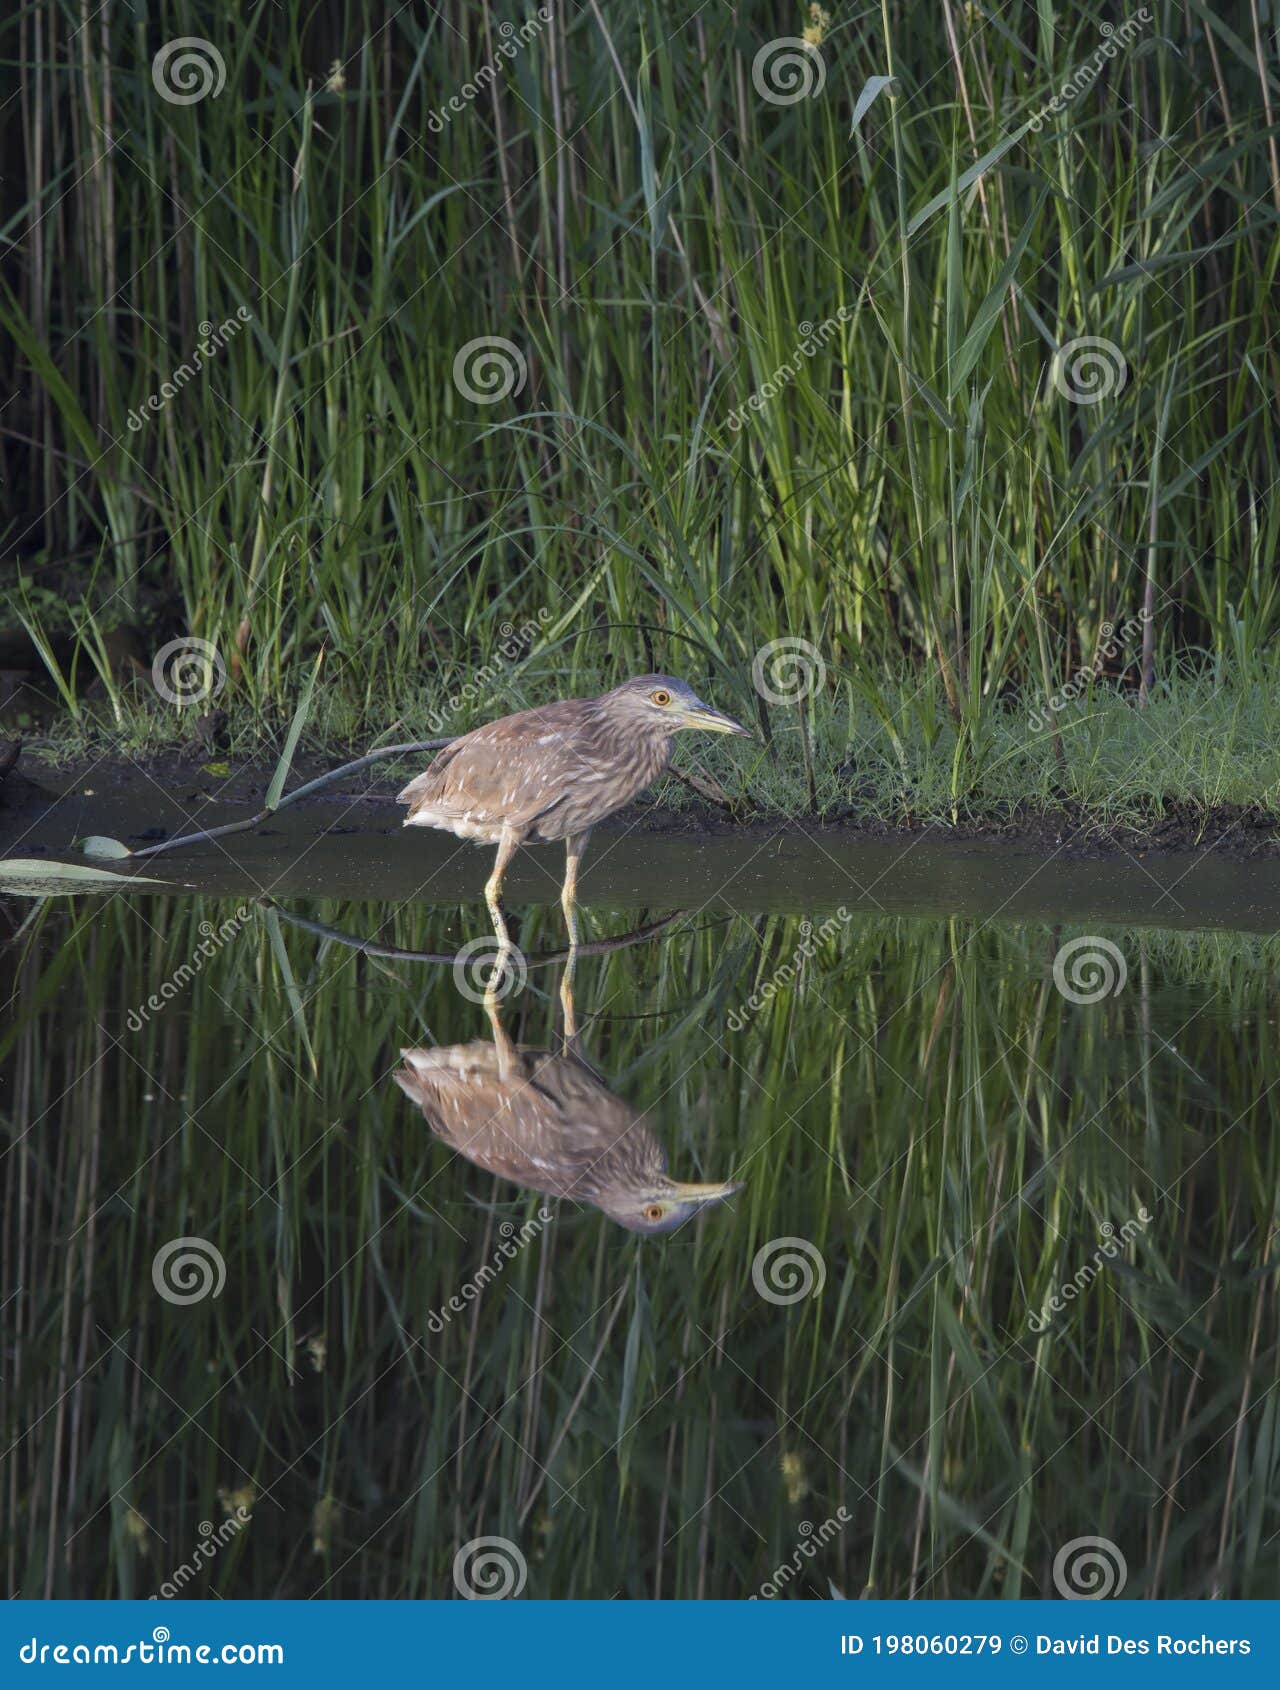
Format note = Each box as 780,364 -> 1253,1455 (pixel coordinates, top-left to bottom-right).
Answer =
3,0 -> 1278,814
24,654 -> 1280,839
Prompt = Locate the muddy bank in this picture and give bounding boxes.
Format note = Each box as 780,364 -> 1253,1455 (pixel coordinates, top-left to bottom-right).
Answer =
5,748 -> 1280,855
4,752 -> 1280,933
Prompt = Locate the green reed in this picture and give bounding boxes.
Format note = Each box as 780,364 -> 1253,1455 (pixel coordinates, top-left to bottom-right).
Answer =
4,2 -> 1280,821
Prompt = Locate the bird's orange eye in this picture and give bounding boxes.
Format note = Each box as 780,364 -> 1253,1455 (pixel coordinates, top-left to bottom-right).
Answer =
644,1203 -> 665,1222
651,689 -> 671,706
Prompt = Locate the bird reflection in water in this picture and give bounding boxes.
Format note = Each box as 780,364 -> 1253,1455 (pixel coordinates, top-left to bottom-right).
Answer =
394,987 -> 741,1235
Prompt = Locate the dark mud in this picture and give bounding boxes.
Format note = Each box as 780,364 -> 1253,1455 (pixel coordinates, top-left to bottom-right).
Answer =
5,749 -> 1280,852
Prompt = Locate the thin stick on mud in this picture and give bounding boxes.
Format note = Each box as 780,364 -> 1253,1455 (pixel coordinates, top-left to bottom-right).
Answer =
124,739 -> 452,861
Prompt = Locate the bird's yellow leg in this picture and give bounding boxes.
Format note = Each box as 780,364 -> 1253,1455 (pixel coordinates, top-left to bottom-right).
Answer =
484,825 -> 521,952
558,830 -> 591,1034
485,993 -> 520,1080
560,969 -> 578,1043
560,829 -> 591,949
483,829 -> 523,1009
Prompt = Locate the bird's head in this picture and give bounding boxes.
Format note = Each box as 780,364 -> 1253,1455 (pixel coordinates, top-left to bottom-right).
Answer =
599,1174 -> 743,1235
605,675 -> 752,738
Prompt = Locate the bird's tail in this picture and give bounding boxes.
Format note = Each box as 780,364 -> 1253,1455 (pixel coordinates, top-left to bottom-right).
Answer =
394,1046 -> 505,1106
395,769 -> 436,806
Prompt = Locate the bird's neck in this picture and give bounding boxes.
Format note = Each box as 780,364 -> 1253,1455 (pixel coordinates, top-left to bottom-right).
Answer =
636,731 -> 675,796
596,711 -> 673,786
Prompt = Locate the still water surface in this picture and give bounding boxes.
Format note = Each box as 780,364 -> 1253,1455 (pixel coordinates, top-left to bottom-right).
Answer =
3,860 -> 1277,1598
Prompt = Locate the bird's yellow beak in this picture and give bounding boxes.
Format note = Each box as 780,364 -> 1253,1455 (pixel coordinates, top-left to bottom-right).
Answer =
675,704 -> 753,737
671,1179 -> 743,1205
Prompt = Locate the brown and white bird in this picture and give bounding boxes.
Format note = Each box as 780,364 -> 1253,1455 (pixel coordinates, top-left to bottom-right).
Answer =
397,676 -> 750,955
394,1038 -> 741,1234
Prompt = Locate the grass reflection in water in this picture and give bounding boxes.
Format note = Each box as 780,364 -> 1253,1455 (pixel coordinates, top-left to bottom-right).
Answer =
2,893 -> 1277,1599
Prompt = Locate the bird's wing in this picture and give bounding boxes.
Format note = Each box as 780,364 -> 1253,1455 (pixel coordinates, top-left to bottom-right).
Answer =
397,702 -> 596,830
395,1047 -> 649,1201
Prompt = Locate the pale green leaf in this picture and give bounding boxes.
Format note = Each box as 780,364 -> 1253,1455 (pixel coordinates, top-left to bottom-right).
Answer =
0,858 -> 169,896
79,835 -> 132,860
849,75 -> 897,136
908,123 -> 1033,236
265,649 -> 324,812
